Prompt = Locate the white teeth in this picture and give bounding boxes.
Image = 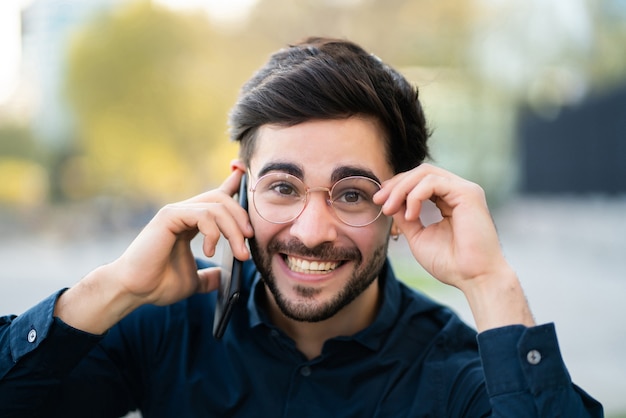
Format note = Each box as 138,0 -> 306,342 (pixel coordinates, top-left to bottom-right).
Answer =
286,256 -> 340,274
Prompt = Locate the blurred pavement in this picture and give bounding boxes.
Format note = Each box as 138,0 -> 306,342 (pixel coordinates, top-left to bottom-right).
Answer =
1,196 -> 625,415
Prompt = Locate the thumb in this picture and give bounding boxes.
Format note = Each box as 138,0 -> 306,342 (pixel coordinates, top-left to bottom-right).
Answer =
196,267 -> 222,293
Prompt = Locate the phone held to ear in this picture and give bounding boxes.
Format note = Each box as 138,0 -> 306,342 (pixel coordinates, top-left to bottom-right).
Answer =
213,173 -> 248,339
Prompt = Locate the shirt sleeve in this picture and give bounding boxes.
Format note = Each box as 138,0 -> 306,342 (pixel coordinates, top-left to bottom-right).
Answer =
0,290 -> 104,416
477,323 -> 603,417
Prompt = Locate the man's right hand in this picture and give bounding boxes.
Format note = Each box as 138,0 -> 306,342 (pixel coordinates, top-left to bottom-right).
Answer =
54,168 -> 253,335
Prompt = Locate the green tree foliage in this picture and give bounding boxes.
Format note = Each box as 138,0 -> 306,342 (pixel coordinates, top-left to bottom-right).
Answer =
586,2 -> 626,92
246,0 -> 477,67
0,125 -> 49,207
64,1 -> 245,203
0,124 -> 46,162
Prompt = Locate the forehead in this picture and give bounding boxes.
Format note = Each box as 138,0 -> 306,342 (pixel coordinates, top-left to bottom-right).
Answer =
249,117 -> 394,183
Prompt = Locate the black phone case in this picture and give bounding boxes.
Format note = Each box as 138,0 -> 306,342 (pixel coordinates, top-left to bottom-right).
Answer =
213,174 -> 248,339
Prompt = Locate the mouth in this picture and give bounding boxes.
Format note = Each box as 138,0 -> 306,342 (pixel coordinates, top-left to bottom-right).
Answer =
283,255 -> 344,274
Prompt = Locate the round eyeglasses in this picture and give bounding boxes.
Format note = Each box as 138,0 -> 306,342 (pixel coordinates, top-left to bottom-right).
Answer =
250,172 -> 384,227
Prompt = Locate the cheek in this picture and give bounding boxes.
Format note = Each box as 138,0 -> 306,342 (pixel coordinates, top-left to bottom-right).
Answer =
249,212 -> 281,248
353,219 -> 392,253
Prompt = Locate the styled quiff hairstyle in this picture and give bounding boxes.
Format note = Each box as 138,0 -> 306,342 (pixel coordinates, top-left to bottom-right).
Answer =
228,37 -> 430,174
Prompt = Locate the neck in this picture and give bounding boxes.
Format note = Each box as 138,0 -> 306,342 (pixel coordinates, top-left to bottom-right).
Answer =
264,279 -> 381,360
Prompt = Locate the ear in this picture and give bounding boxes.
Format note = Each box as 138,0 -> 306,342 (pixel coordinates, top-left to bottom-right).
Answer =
230,159 -> 246,174
390,220 -> 401,241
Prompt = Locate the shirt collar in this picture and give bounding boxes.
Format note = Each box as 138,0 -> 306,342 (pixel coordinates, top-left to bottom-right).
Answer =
349,260 -> 402,350
247,270 -> 268,329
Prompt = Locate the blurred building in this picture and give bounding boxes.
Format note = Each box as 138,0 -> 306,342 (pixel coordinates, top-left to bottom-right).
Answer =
518,85 -> 626,194
19,0 -> 123,145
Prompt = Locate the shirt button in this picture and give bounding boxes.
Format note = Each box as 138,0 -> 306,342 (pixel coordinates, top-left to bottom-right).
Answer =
27,329 -> 37,343
300,366 -> 312,377
270,329 -> 280,338
526,349 -> 542,365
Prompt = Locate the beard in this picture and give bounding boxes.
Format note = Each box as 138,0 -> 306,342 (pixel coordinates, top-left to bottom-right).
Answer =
249,236 -> 388,323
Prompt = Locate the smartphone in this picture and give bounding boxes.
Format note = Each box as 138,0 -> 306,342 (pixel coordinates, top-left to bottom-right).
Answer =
212,173 -> 248,339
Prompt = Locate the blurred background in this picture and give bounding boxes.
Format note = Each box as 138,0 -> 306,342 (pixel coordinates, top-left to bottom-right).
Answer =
0,0 -> 625,415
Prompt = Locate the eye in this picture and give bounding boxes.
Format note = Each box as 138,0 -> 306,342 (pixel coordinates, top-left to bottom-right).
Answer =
272,181 -> 298,196
262,179 -> 304,201
331,177 -> 380,208
339,190 -> 362,203
334,188 -> 372,205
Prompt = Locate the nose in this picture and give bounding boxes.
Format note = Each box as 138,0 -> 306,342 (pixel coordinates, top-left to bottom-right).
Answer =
289,192 -> 338,248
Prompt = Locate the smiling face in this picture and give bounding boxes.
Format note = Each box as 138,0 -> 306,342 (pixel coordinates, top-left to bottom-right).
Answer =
247,116 -> 394,323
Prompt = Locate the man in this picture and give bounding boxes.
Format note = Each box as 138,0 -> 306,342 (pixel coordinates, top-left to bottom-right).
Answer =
0,37 -> 602,417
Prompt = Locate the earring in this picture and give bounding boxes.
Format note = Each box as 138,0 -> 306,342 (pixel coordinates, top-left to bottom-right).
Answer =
390,223 -> 400,241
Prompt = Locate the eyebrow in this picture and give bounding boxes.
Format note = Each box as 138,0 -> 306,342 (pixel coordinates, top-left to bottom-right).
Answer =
331,165 -> 381,184
257,162 -> 381,185
257,162 -> 304,179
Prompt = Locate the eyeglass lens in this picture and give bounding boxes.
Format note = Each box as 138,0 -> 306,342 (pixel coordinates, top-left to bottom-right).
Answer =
251,173 -> 383,227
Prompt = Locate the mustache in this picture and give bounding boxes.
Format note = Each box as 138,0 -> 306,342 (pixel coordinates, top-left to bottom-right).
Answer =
267,238 -> 362,263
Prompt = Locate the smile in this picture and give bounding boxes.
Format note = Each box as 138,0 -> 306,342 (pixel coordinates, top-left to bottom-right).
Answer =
285,256 -> 342,274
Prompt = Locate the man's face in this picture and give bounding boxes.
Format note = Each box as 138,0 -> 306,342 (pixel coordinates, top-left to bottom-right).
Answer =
247,117 -> 394,322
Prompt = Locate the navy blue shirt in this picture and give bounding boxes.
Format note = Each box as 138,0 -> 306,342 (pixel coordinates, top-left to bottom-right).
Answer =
0,260 -> 602,417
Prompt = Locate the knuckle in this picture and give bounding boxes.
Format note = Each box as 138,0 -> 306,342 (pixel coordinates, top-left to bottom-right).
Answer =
465,181 -> 485,196
156,203 -> 178,217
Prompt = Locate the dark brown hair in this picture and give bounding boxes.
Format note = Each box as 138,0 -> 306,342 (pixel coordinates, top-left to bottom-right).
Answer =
228,37 -> 430,174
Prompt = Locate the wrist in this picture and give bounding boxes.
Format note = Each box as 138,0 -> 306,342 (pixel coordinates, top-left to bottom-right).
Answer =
460,266 -> 536,332
54,263 -> 143,335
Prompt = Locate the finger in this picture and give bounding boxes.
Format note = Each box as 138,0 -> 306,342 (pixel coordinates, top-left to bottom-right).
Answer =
373,170 -> 409,204
193,203 -> 251,260
374,165 -> 434,208
381,170 -> 469,220
156,200 -> 250,260
196,267 -> 221,293
410,163 -> 465,182
217,166 -> 246,196
391,202 -> 425,236
184,169 -> 245,205
378,173 -> 438,218
404,175 -> 454,219
188,171 -> 253,237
